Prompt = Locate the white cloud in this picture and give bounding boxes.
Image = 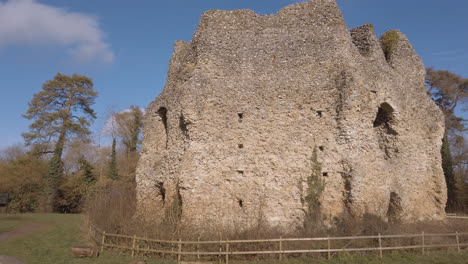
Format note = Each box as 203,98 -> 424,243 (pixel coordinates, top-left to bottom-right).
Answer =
0,0 -> 114,63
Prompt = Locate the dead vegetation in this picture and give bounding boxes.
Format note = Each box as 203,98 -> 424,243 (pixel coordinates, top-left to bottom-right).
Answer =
85,184 -> 468,262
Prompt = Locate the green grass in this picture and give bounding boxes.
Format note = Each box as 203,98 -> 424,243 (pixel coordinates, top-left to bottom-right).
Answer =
0,215 -> 28,233
241,251 -> 468,264
0,213 -> 173,264
1,214 -> 467,264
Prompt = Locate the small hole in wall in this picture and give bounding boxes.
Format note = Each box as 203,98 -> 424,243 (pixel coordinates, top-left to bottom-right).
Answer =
157,107 -> 169,148
237,170 -> 244,175
319,146 -> 324,151
238,113 -> 244,122
317,111 -> 323,117
238,199 -> 244,208
238,144 -> 244,149
322,172 -> 328,177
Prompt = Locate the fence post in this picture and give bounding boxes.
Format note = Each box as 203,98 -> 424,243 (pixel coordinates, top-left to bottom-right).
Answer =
422,232 -> 425,255
219,235 -> 222,261
178,239 -> 182,263
327,236 -> 331,260
226,242 -> 229,264
279,236 -> 283,261
131,235 -> 137,257
197,237 -> 200,260
456,231 -> 460,252
172,242 -> 174,258
378,233 -> 382,258
101,231 -> 106,253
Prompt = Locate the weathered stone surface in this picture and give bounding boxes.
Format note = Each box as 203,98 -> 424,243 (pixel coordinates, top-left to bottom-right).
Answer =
136,0 -> 446,231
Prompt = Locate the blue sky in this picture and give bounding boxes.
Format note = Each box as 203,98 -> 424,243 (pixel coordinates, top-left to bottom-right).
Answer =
0,0 -> 467,148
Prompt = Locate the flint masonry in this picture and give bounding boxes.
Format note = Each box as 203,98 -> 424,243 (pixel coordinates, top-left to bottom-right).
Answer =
136,0 -> 446,230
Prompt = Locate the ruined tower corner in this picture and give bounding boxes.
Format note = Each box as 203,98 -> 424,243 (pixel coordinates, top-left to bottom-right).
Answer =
350,24 -> 382,57
380,30 -> 425,77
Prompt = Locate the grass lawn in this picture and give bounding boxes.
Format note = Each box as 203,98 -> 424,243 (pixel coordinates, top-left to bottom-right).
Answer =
1,213 -> 467,264
244,251 -> 468,264
0,215 -> 27,233
0,213 -> 174,264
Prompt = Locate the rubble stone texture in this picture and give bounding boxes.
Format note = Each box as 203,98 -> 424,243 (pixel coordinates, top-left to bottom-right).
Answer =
136,0 -> 446,231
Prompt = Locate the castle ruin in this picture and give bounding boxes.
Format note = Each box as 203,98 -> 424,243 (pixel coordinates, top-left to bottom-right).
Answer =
136,0 -> 447,231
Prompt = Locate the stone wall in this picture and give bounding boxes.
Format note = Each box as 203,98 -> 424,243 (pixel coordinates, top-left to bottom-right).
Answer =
136,0 -> 446,231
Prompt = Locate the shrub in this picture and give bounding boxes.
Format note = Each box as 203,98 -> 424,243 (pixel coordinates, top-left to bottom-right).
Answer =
381,30 -> 400,61
0,153 -> 47,212
85,181 -> 136,234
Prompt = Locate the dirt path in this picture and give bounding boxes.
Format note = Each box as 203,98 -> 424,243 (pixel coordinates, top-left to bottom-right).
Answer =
0,223 -> 49,242
0,255 -> 25,264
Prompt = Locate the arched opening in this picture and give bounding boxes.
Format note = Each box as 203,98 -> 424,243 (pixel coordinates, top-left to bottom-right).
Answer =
157,107 -> 168,148
373,103 -> 398,158
386,192 -> 402,222
373,103 -> 397,135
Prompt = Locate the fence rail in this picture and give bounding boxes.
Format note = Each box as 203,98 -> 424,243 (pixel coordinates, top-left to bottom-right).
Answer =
447,213 -> 468,219
91,226 -> 468,263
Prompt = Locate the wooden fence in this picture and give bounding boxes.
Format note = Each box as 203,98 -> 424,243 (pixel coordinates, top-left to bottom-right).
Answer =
447,213 -> 468,219
90,226 -> 468,263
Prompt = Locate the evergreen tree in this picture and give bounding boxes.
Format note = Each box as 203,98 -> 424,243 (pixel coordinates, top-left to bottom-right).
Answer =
426,68 -> 467,210
441,133 -> 457,210
22,73 -> 97,212
108,138 -> 119,180
78,155 -> 96,185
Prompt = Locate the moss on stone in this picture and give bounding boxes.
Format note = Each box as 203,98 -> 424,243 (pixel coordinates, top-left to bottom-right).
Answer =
364,23 -> 374,33
381,30 -> 400,61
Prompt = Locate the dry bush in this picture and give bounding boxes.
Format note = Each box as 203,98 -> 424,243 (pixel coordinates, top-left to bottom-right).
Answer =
85,180 -> 136,234
330,212 -> 389,237
84,182 -> 468,262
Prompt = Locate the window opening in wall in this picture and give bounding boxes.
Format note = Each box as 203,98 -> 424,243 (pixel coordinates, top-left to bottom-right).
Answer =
238,143 -> 244,149
387,191 -> 402,222
238,113 -> 244,122
322,172 -> 328,177
373,103 -> 397,135
317,111 -> 323,117
158,107 -> 169,147
238,199 -> 244,208
237,170 -> 244,176
319,146 -> 324,151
